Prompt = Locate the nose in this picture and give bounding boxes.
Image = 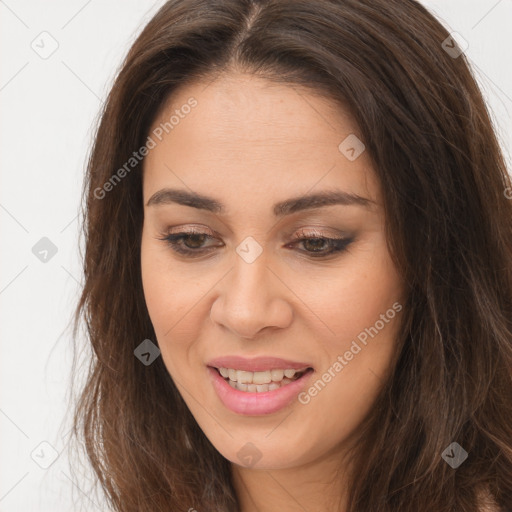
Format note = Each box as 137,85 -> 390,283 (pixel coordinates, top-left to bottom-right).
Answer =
209,253 -> 293,339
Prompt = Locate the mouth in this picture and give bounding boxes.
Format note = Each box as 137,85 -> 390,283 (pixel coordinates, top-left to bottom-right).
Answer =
207,364 -> 315,416
210,366 -> 314,393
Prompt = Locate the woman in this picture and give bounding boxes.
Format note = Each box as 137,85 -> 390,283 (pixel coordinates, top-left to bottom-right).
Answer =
71,0 -> 512,510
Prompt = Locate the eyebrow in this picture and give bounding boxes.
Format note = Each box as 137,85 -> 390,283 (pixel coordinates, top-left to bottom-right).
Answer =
146,187 -> 374,216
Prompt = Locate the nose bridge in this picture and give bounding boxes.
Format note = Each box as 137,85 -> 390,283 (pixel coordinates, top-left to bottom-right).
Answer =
232,247 -> 269,300
210,244 -> 293,338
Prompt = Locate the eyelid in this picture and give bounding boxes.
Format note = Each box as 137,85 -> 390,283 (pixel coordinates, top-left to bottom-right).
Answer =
290,226 -> 348,240
165,224 -> 218,236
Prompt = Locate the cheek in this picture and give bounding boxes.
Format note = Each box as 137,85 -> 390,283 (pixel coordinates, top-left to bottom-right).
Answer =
312,235 -> 403,352
141,227 -> 198,326
140,233 -> 198,366
299,239 -> 403,428
141,245 -> 179,335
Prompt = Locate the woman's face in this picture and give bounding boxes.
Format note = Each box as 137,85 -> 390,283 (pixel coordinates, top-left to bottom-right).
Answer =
141,72 -> 404,470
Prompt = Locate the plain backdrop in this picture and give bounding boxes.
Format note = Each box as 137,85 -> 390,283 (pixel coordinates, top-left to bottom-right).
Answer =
1,1 -> 511,510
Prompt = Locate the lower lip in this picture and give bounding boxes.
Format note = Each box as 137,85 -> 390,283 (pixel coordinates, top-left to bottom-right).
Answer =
207,366 -> 314,416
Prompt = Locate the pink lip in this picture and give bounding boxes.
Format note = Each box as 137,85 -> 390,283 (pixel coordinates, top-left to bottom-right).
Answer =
207,366 -> 315,416
206,355 -> 313,372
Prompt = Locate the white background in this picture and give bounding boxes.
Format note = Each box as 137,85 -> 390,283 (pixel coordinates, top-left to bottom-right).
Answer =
1,1 -> 511,510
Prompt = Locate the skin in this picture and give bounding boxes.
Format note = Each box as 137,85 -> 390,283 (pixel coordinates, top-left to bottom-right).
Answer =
140,71 -> 405,512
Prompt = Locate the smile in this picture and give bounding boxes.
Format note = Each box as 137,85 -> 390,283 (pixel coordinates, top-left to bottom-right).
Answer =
207,366 -> 315,415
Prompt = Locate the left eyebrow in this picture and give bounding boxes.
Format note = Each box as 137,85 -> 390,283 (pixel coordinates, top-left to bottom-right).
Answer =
273,189 -> 374,216
145,187 -> 375,216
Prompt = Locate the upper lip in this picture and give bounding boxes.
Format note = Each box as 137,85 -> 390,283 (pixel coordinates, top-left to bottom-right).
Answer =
207,356 -> 313,372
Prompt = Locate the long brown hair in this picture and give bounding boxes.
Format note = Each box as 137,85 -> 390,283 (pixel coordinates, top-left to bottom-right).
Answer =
70,0 -> 512,510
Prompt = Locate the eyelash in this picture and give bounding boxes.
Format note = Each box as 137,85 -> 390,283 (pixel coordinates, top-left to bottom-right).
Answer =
157,227 -> 353,259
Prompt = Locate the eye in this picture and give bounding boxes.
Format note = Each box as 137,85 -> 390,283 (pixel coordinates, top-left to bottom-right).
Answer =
287,228 -> 354,258
157,227 -> 222,257
157,227 -> 354,258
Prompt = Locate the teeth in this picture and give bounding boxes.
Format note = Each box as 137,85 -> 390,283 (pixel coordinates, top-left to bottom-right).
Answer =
232,379 -> 294,392
219,367 -> 304,383
236,370 -> 254,384
271,369 -> 284,381
236,382 -> 248,391
253,371 -> 273,384
217,366 -> 309,391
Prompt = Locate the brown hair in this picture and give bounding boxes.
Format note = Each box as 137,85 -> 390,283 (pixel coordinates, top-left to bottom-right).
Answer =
70,0 -> 512,510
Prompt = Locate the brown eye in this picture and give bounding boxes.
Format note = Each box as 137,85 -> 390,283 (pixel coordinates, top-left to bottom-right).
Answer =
158,229 -> 222,256
302,238 -> 330,252
288,229 -> 354,257
180,233 -> 209,249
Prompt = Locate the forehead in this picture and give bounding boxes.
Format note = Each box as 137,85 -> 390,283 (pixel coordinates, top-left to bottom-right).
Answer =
148,72 -> 359,150
142,72 -> 379,212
